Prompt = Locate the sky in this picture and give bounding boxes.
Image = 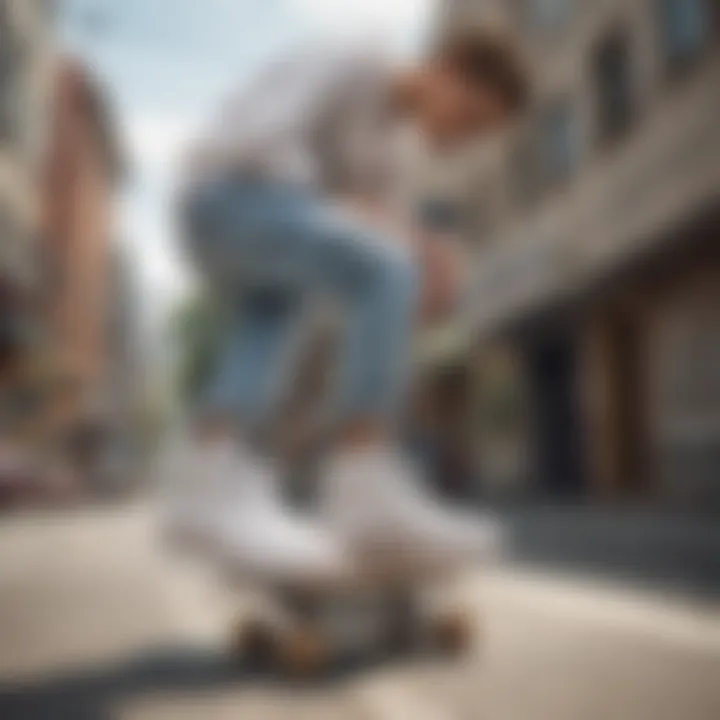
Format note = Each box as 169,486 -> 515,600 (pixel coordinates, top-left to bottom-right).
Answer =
59,0 -> 436,336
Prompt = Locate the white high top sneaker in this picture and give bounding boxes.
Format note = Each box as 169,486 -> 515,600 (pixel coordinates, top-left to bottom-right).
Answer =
159,431 -> 350,589
321,447 -> 503,582
156,428 -> 240,556
210,442 -> 351,591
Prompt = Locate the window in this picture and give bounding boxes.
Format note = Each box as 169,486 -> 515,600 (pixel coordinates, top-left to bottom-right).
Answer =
512,97 -> 579,205
593,30 -> 635,144
0,2 -> 23,145
418,198 -> 467,234
521,0 -> 573,34
656,0 -> 712,73
40,0 -> 60,22
536,99 -> 580,186
0,203 -> 15,270
511,130 -> 540,207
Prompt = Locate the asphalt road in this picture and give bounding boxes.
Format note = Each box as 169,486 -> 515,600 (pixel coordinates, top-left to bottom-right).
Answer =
0,504 -> 719,719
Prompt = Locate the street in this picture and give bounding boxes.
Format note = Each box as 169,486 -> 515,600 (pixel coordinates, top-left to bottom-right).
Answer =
0,504 -> 719,720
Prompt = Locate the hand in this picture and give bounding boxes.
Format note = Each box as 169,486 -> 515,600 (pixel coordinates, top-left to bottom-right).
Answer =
340,195 -> 391,229
338,196 -> 416,250
419,234 -> 467,323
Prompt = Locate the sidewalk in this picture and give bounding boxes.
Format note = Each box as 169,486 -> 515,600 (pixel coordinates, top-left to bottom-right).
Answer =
478,567 -> 720,651
1,502 -> 718,720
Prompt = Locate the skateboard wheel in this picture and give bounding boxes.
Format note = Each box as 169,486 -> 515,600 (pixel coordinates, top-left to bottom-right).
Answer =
383,619 -> 421,655
278,625 -> 329,677
232,618 -> 276,666
430,610 -> 473,656
379,589 -> 422,654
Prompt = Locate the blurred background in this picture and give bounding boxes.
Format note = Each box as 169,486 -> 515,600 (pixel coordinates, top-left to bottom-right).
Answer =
0,1 -> 719,718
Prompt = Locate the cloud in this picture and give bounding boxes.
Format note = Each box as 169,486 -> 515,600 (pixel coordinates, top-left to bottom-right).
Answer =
288,0 -> 436,57
290,0 -> 434,29
121,191 -> 192,326
124,112 -> 198,179
119,112 -> 197,332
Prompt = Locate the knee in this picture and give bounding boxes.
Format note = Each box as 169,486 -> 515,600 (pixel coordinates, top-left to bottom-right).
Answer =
324,224 -> 419,305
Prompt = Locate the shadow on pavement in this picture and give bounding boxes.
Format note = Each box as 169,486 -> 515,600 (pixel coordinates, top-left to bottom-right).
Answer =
0,642 -> 420,720
499,504 -> 720,602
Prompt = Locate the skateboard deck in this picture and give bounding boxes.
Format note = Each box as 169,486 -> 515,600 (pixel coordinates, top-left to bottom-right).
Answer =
228,577 -> 479,676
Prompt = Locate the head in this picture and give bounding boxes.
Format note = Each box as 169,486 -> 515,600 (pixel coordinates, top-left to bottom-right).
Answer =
407,31 -> 529,148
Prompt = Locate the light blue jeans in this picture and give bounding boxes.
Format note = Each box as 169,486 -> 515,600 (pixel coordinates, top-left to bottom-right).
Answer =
183,178 -> 419,430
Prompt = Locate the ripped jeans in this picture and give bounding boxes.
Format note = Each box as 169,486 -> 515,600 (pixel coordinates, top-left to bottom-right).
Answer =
182,177 -> 419,431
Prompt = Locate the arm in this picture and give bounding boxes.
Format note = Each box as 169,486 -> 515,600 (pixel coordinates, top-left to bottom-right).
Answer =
415,199 -> 469,322
416,230 -> 468,323
338,196 -> 468,323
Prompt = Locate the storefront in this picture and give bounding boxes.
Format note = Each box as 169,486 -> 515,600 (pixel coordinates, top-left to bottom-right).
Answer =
540,205 -> 720,507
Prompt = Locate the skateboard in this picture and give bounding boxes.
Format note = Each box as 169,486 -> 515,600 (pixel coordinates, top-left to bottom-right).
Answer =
228,573 -> 479,677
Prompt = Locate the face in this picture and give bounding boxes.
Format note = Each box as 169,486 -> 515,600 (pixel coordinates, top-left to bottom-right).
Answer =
418,64 -> 510,148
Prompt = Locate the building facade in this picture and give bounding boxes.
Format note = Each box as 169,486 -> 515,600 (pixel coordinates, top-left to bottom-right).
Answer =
107,244 -> 140,425
0,0 -> 53,428
41,55 -> 124,475
428,0 -> 720,507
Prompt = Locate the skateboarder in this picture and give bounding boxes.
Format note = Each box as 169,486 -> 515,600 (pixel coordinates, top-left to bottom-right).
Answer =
171,31 -> 528,587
